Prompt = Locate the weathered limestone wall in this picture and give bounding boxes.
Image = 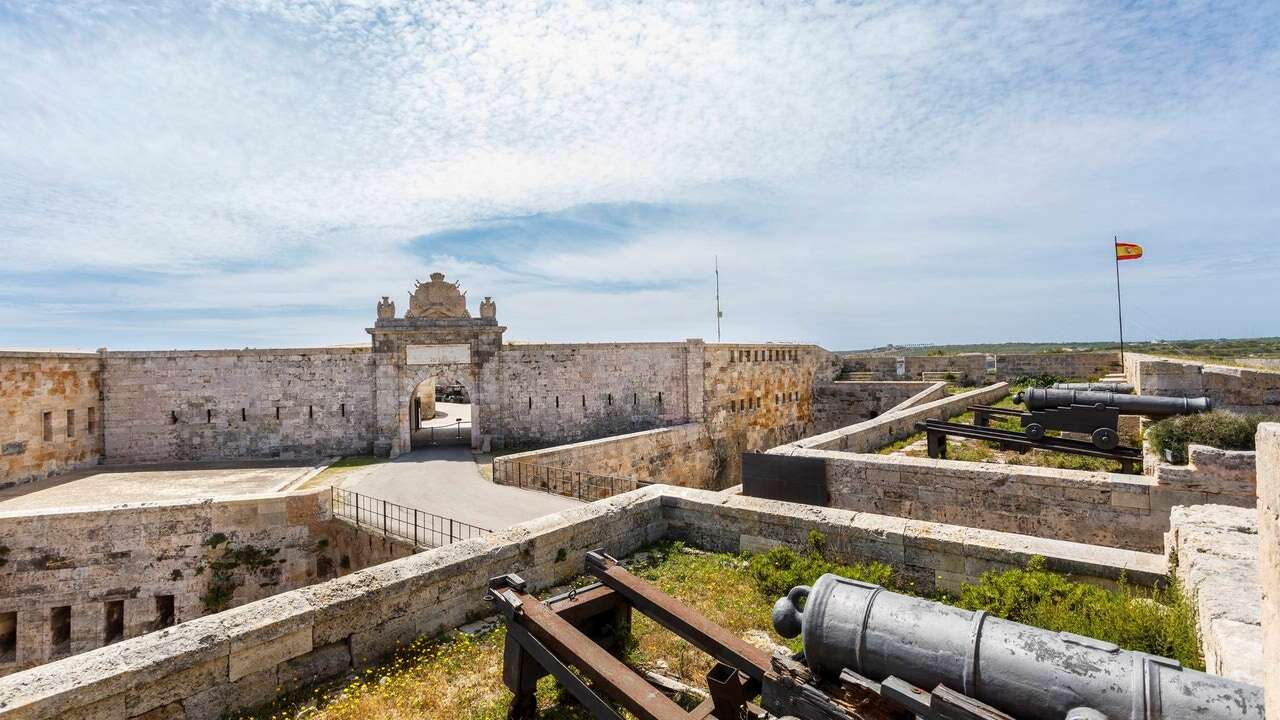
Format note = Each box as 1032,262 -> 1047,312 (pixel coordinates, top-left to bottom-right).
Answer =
1167,503 -> 1263,686
103,348 -> 376,464
494,423 -> 718,492
0,352 -> 103,489
0,489 -> 411,678
773,448 -> 1170,552
810,381 -> 939,435
1125,353 -> 1280,416
1152,444 -> 1257,509
993,351 -> 1120,381
661,487 -> 1165,593
840,354 -> 898,379
840,351 -> 1120,382
0,485 -> 1168,720
904,353 -> 988,383
489,342 -> 694,447
700,343 -> 841,483
786,382 -> 1009,453
1257,423 -> 1279,717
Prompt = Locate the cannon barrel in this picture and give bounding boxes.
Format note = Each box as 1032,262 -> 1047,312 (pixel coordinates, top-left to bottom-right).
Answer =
1014,387 -> 1211,417
1052,381 -> 1134,394
772,574 -> 1263,720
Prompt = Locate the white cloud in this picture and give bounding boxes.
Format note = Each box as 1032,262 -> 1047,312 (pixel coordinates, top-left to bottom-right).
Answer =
1,1 -> 1278,348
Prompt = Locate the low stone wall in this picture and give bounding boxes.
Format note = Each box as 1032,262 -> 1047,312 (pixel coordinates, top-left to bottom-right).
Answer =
0,489 -> 410,678
0,485 -> 1167,720
1125,353 -> 1280,416
785,383 -> 1008,453
0,351 -> 104,490
993,351 -> 1120,381
769,448 -> 1169,552
1153,444 -> 1256,508
840,355 -> 899,379
493,422 -> 719,493
904,354 -> 987,383
810,381 -> 939,435
1167,504 -> 1263,686
1258,423 -> 1279,717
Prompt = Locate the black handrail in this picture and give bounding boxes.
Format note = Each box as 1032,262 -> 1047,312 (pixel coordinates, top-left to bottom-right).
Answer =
330,486 -> 491,548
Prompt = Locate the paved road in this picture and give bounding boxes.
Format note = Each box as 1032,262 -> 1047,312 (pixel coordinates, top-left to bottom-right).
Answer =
336,445 -> 580,531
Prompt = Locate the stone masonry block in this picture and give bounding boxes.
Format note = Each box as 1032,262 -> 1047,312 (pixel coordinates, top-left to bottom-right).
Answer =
229,626 -> 311,682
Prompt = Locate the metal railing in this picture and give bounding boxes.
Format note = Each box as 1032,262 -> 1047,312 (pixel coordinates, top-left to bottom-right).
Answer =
412,420 -> 472,445
330,487 -> 491,548
493,460 -> 648,502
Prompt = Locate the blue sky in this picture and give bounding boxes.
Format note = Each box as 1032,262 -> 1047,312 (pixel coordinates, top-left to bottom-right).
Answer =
1,1 -> 1277,350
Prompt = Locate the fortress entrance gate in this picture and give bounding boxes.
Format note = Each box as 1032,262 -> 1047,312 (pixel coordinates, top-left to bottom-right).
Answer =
367,273 -> 505,457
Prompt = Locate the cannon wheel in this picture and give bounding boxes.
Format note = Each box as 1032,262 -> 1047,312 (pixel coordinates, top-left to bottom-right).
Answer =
1024,423 -> 1045,441
1091,427 -> 1120,450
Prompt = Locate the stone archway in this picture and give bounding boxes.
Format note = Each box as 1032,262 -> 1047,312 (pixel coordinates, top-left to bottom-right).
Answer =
401,366 -> 478,451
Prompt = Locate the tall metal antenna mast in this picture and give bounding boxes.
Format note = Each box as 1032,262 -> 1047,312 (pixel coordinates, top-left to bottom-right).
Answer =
714,256 -> 722,342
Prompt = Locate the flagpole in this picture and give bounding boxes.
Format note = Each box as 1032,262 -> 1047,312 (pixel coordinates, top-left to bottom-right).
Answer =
1114,236 -> 1125,365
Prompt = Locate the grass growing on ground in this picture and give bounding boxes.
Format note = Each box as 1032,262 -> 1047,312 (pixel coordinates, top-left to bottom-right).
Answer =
298,455 -> 390,490
237,541 -> 1201,720
1146,412 -> 1266,464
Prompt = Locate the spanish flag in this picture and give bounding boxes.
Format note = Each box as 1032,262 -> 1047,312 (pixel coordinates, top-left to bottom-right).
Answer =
1115,241 -> 1143,261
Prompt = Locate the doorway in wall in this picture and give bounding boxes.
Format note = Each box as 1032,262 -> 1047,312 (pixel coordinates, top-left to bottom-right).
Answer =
409,376 -> 473,449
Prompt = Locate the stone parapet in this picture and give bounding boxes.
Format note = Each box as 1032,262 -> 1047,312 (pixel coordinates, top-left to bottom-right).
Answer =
782,382 -> 1008,454
1125,353 -> 1280,415
1167,504 -> 1264,686
1257,423 -> 1279,717
1153,444 -> 1256,506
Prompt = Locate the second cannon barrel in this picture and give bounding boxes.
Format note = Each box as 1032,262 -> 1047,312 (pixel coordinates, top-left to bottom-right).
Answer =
1015,387 -> 1211,417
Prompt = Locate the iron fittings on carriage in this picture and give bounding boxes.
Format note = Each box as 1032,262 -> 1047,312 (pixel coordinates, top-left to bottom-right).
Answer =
771,574 -> 1264,720
1015,387 -> 1212,418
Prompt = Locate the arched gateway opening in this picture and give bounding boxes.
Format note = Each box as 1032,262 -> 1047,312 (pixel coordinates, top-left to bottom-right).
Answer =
409,375 -> 473,449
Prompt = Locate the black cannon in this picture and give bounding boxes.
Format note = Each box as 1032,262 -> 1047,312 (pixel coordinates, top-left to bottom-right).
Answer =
1051,381 -> 1134,393
1013,387 -> 1211,450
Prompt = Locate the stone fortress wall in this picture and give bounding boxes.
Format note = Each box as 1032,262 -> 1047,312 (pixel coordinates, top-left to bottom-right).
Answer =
102,349 -> 377,465
0,352 -> 103,489
0,488 -> 411,678
843,350 -> 1121,382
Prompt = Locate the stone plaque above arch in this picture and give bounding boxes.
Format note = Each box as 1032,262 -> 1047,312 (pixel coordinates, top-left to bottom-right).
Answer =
406,344 -> 471,365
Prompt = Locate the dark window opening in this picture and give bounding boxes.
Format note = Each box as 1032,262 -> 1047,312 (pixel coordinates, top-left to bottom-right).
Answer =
729,351 -> 735,363
528,396 -> 533,410
154,595 -> 175,630
0,611 -> 15,663
241,408 -> 247,422
309,405 -> 314,420
87,407 -> 96,434
104,600 -> 124,644
340,403 -> 346,417
276,406 -> 281,420
607,394 -> 613,406
657,392 -> 663,404
170,410 -> 178,424
633,393 -> 638,405
555,396 -> 560,408
66,409 -> 75,437
206,409 -> 212,424
50,606 -> 71,656
582,395 -> 586,408
42,411 -> 53,441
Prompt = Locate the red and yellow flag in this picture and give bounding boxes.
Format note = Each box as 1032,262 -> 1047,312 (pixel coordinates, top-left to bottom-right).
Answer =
1115,241 -> 1143,261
